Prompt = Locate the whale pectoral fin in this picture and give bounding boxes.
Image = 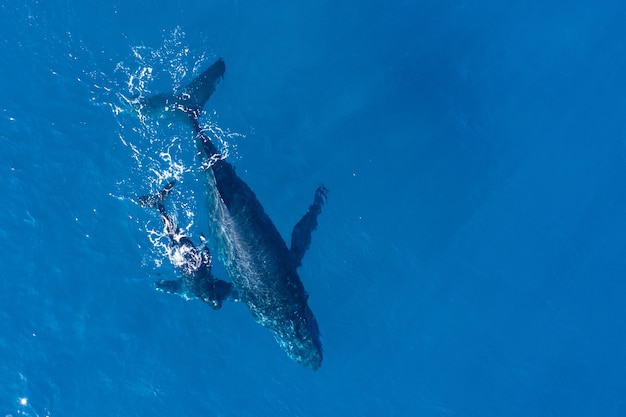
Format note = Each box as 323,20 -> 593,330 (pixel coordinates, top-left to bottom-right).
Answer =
290,185 -> 328,268
154,279 -> 196,300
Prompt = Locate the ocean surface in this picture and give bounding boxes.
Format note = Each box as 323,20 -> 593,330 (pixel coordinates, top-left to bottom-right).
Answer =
2,1 -> 626,416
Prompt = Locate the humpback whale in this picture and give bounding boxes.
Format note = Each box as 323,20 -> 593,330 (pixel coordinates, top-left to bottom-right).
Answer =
138,179 -> 238,310
135,58 -> 327,370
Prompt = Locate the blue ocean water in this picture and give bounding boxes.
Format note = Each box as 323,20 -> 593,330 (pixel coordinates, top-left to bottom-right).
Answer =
2,1 -> 626,416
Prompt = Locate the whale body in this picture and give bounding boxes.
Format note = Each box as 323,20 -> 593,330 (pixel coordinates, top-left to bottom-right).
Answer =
137,58 -> 327,370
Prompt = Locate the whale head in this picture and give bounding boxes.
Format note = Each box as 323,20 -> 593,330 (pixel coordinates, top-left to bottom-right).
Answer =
274,303 -> 322,370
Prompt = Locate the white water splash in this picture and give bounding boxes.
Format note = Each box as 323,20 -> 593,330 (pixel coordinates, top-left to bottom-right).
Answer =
86,27 -> 248,271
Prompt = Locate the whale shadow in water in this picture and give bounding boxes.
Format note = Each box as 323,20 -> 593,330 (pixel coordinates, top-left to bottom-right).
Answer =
134,58 -> 327,370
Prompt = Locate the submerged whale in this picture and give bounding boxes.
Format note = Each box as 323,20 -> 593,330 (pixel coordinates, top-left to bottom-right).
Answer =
134,58 -> 327,370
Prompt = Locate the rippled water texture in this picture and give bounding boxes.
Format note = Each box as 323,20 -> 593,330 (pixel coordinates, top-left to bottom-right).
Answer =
2,1 -> 626,416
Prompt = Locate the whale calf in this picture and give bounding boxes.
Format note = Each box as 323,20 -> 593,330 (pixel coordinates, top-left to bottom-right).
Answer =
136,58 -> 327,370
138,179 -> 238,310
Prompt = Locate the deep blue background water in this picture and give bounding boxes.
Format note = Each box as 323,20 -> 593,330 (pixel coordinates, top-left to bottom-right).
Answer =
2,1 -> 626,416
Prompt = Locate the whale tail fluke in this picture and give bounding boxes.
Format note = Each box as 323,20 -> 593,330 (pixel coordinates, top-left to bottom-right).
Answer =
138,179 -> 177,208
133,58 -> 225,121
177,57 -> 225,117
